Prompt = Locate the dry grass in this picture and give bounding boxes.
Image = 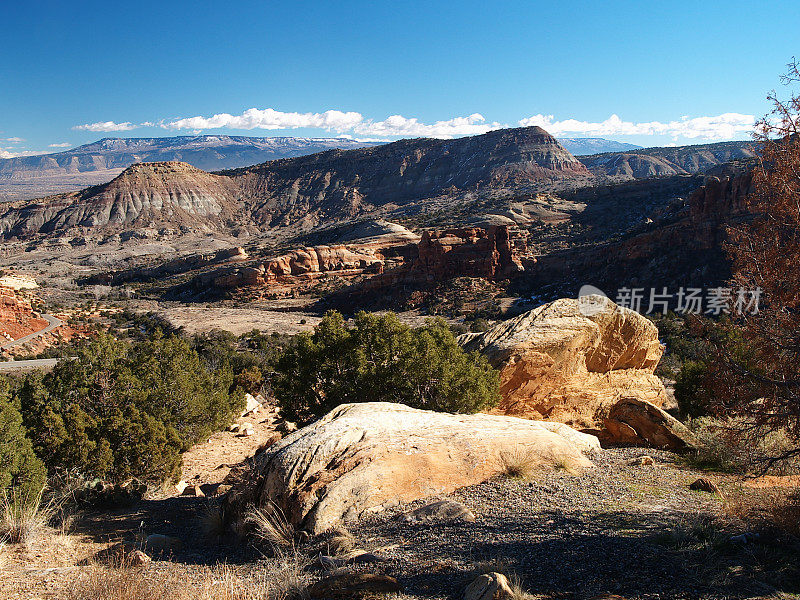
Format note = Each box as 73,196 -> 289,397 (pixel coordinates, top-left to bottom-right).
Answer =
68,560 -> 310,600
498,446 -> 583,479
498,446 -> 541,480
724,486 -> 800,538
0,486 -> 52,544
683,417 -> 800,475
245,501 -> 296,551
199,502 -> 227,541
324,526 -> 356,555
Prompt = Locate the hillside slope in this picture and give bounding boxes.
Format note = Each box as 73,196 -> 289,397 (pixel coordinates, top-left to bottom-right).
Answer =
580,140 -> 756,179
0,127 -> 590,239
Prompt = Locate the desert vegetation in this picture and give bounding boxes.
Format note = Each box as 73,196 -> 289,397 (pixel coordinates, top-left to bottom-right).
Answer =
273,310 -> 499,425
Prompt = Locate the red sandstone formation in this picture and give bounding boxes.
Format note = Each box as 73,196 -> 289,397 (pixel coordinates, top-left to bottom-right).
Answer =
0,287 -> 48,345
198,225 -> 530,298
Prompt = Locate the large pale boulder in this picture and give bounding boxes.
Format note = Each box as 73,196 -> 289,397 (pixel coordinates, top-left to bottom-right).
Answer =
239,402 -> 599,534
460,296 -> 666,430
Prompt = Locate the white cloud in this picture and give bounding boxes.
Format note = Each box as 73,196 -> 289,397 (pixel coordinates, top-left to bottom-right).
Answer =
353,113 -> 504,139
518,113 -> 755,140
68,108 -> 756,143
4,137 -> 24,143
48,142 -> 72,148
163,108 -> 364,132
73,121 -> 138,132
0,149 -> 49,159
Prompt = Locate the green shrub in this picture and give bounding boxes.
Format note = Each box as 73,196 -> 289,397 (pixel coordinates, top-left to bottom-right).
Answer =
273,311 -> 499,425
16,333 -> 241,484
0,378 -> 46,501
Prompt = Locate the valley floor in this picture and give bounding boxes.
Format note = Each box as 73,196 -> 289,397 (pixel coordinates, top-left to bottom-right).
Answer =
2,447 -> 798,600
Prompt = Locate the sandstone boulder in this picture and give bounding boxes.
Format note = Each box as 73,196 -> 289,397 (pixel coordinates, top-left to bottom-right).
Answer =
460,296 -> 666,430
604,397 -> 698,451
240,402 -> 599,534
464,572 -> 516,600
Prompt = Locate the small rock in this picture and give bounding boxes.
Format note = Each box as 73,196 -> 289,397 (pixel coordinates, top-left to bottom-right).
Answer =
241,393 -> 261,417
306,572 -> 401,599
238,427 -> 255,437
403,499 -> 476,524
127,550 -> 151,566
182,484 -> 205,497
627,455 -> 655,466
346,549 -> 390,564
464,572 -> 515,600
174,480 -> 188,495
238,422 -> 253,433
275,418 -> 297,434
316,553 -> 346,570
690,477 -> 721,494
227,423 -> 239,432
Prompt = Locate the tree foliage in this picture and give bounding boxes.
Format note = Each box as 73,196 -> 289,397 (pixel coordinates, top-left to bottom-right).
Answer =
0,377 -> 46,499
15,333 -> 242,483
703,60 -> 800,466
273,311 -> 500,425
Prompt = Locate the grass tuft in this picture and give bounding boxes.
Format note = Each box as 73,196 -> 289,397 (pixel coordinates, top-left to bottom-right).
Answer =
245,501 -> 296,551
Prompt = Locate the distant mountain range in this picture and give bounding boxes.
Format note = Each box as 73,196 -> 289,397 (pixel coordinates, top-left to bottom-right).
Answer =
0,134 -> 752,203
556,138 -> 642,155
580,140 -> 757,179
0,127 -> 590,239
0,136 -> 382,202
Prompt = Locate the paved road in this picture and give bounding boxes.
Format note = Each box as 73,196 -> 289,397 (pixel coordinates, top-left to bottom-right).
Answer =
0,313 -> 63,350
0,357 -> 61,372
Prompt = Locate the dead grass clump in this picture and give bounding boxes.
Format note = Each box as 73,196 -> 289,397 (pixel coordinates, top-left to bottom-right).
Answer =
245,501 -> 296,551
0,486 -> 52,544
725,487 -> 800,539
199,502 -> 227,541
68,566 -> 179,600
69,561 -> 310,600
323,526 -> 356,555
498,446 -> 540,480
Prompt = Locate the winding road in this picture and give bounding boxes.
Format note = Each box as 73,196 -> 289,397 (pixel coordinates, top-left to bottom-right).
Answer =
0,313 -> 63,350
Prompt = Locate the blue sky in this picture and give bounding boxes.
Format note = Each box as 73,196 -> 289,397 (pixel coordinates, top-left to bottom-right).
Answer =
1,0 -> 798,157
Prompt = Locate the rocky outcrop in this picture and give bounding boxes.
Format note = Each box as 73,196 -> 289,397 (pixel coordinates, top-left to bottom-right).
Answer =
0,287 -> 48,346
603,397 -> 698,451
197,224 -> 529,298
412,226 -> 524,280
234,402 -> 598,534
461,296 -> 666,430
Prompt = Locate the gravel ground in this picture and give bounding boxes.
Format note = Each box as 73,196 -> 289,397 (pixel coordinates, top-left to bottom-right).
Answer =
343,448 -> 799,599
4,448 -> 799,599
